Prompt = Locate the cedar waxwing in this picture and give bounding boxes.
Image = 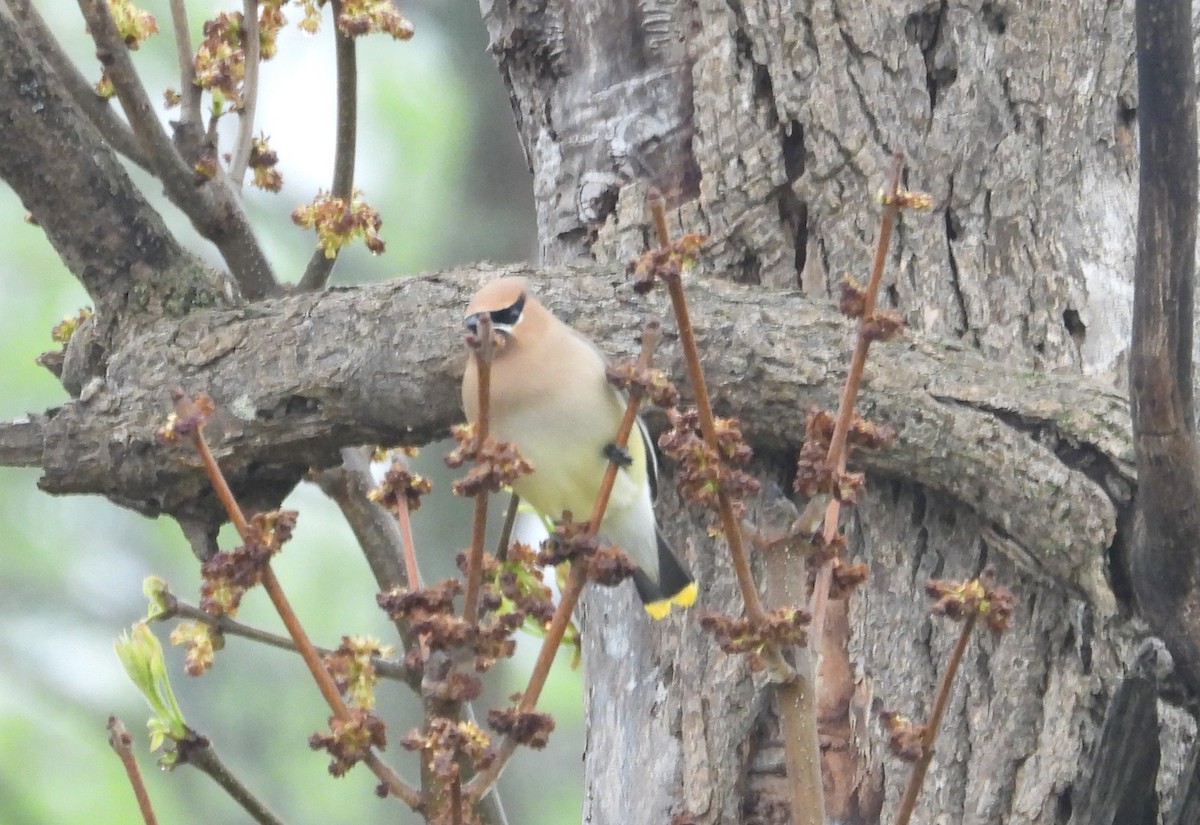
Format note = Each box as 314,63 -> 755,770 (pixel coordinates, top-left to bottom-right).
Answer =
461,277 -> 697,619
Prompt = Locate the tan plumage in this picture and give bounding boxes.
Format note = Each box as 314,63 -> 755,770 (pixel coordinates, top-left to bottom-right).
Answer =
461,277 -> 696,618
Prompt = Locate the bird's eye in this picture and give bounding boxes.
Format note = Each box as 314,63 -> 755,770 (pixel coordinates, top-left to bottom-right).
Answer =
490,293 -> 525,328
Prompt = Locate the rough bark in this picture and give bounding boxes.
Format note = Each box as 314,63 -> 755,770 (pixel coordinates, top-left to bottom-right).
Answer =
477,1 -> 1196,824
0,4 -> 232,329
0,0 -> 1193,823
1129,0 -> 1200,698
1072,667 -> 1160,825
1,267 -> 1126,601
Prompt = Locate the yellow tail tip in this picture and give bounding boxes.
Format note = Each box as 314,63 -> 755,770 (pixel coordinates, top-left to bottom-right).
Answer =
643,582 -> 699,620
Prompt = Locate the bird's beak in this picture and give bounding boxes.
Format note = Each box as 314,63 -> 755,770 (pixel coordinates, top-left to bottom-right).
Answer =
464,312 -> 482,336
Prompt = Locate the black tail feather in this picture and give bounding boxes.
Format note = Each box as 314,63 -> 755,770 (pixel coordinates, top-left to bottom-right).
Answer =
631,529 -> 694,604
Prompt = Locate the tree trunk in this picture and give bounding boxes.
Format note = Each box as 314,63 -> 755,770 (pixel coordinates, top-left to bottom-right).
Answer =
479,1 -> 1195,823
1,1 -> 1195,822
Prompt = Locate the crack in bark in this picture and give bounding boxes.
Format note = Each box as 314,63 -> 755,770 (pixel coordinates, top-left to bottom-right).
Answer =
941,175 -> 979,347
905,0 -> 956,114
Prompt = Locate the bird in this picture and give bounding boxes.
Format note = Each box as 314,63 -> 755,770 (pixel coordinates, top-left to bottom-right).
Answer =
461,276 -> 697,619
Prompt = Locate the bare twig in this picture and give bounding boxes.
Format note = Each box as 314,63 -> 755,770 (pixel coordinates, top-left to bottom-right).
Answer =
167,0 -> 202,126
648,192 -> 818,819
892,612 -> 978,825
77,0 -> 202,206
157,595 -> 415,686
228,0 -> 261,186
298,0 -> 358,291
807,151 -> 905,646
647,194 -> 768,627
77,0 -> 279,299
107,716 -> 160,825
5,0 -> 150,171
183,736 -> 287,825
172,390 -> 420,807
461,313 -> 495,625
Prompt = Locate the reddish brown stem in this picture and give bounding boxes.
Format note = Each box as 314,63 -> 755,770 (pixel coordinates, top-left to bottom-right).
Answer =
393,497 -> 423,590
649,193 -> 766,626
651,193 -> 814,823
808,150 -> 906,642
893,612 -> 979,825
258,567 -> 355,715
463,563 -> 587,803
463,320 -> 661,804
462,314 -> 496,624
108,716 -> 160,825
190,435 -> 249,537
520,563 -> 587,714
177,393 -> 419,808
450,775 -> 464,825
587,320 -> 662,527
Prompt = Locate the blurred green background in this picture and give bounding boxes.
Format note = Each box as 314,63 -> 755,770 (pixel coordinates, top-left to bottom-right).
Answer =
0,3 -> 590,823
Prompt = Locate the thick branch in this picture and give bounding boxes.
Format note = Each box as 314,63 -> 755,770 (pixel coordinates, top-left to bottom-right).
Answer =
0,416 -> 44,467
77,0 -> 279,301
1130,0 -> 1200,695
15,266 -> 1128,611
0,12 -> 226,322
6,0 -> 150,171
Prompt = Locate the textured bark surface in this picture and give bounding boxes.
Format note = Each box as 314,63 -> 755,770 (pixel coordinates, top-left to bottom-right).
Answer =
0,0 -> 1194,822
477,1 -> 1195,824
0,6 -> 231,326
1129,0 -> 1200,703
1,268 -> 1126,595
2,271 -> 1123,587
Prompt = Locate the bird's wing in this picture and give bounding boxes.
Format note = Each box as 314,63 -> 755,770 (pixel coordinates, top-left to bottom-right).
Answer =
637,414 -> 659,502
566,324 -> 661,502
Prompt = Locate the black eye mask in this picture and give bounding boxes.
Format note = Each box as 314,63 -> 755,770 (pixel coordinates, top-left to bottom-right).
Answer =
490,292 -> 526,329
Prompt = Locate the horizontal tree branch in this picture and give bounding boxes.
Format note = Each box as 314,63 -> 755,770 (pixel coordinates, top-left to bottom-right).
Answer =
0,416 -> 44,467
14,265 -> 1130,612
161,596 -> 416,687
